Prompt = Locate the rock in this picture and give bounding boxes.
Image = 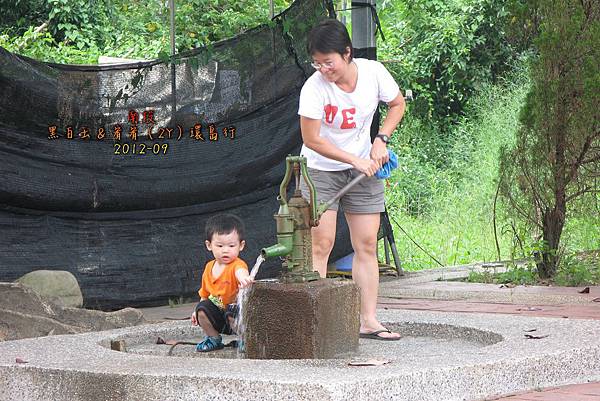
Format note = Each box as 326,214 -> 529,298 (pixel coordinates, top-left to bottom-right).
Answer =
56,306 -> 146,332
0,282 -> 146,342
16,270 -> 83,308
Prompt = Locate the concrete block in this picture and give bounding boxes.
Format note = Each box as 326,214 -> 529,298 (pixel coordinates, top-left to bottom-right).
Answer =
244,279 -> 359,359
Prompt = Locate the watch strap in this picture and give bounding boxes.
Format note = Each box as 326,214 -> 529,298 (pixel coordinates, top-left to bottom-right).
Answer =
375,134 -> 389,144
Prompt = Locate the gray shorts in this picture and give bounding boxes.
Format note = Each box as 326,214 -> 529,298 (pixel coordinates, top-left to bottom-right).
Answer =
299,167 -> 385,214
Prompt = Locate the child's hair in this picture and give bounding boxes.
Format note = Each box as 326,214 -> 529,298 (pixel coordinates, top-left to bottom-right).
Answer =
205,213 -> 245,242
307,19 -> 353,62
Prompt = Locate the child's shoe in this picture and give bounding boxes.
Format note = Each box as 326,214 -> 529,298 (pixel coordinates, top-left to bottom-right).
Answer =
196,335 -> 224,352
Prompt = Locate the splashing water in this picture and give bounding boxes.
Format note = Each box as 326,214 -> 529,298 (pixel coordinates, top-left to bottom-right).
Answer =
234,254 -> 265,356
234,287 -> 249,357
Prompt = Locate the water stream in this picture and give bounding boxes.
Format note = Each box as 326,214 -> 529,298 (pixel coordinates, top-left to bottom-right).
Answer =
234,254 -> 265,356
249,254 -> 265,280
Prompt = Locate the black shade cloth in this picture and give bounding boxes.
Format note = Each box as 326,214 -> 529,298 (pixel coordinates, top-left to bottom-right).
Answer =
0,0 -> 364,310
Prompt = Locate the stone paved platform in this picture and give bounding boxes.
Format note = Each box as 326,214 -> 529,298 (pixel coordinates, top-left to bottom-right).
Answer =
379,269 -> 600,305
3,266 -> 600,401
138,274 -> 600,401
377,272 -> 600,401
377,297 -> 600,320
2,308 -> 600,401
493,382 -> 600,400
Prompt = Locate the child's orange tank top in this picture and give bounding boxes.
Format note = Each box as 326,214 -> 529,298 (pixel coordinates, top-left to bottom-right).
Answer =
198,257 -> 248,309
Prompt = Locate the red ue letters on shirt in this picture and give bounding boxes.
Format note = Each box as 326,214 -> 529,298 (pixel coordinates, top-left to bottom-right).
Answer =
324,104 -> 356,129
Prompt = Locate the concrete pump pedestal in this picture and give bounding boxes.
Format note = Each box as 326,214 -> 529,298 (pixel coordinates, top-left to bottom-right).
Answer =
244,279 -> 359,359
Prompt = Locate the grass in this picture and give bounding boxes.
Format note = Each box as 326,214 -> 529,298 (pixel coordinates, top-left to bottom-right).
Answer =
465,263 -> 539,286
384,58 -> 599,273
385,62 -> 529,271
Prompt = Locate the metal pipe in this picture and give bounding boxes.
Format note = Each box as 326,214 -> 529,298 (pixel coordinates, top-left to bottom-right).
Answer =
261,238 -> 292,259
169,0 -> 176,116
169,0 -> 176,56
317,173 -> 366,217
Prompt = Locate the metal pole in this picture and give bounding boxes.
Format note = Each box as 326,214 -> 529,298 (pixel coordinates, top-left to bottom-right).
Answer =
169,0 -> 177,117
269,0 -> 274,19
169,0 -> 176,56
320,174 -> 365,213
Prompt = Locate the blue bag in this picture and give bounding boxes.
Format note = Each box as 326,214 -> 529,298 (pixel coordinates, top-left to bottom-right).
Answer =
375,149 -> 398,179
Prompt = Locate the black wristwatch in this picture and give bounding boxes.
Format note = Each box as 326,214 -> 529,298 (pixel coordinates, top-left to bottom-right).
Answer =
375,134 -> 390,145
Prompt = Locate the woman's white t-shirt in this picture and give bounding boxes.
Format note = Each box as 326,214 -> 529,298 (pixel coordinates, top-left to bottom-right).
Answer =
297,58 -> 400,171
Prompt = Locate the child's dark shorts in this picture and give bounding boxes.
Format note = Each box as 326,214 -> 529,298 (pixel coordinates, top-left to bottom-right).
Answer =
194,300 -> 239,335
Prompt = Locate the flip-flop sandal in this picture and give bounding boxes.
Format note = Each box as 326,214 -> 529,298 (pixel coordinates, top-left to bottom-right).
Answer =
196,336 -> 225,352
359,329 -> 401,341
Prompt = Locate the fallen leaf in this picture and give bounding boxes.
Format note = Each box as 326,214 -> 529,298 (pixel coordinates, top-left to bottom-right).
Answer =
348,358 -> 390,366
156,337 -> 181,346
15,358 -> 28,364
523,329 -> 537,332
579,287 -> 590,294
516,307 -> 542,311
500,284 -> 516,289
593,298 -> 600,303
525,334 -> 549,339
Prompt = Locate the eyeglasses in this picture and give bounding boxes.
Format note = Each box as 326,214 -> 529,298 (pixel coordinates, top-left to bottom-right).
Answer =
310,61 -> 335,70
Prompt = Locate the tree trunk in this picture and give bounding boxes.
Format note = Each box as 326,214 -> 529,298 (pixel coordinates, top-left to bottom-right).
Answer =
538,202 -> 566,278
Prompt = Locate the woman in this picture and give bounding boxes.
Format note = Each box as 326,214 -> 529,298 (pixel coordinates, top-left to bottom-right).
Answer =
298,19 -> 405,340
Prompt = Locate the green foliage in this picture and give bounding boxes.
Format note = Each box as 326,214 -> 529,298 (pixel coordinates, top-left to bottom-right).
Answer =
467,262 -> 540,285
385,117 -> 451,216
465,253 -> 600,286
554,255 -> 598,286
379,0 -> 514,121
0,27 -> 54,59
498,0 -> 600,278
0,0 -> 48,35
0,27 -> 102,64
466,269 -> 495,283
47,0 -> 105,50
1,0 -> 291,64
504,0 -> 542,51
386,54 -> 597,274
496,262 -> 538,285
386,60 -> 532,270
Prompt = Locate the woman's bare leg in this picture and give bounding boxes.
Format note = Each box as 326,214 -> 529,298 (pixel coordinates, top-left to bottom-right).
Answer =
345,212 -> 400,339
311,209 -> 337,277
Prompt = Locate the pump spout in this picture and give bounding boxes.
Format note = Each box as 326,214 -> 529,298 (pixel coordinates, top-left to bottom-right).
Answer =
261,234 -> 293,259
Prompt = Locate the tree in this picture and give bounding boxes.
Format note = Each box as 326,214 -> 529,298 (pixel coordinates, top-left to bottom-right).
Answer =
499,0 -> 599,278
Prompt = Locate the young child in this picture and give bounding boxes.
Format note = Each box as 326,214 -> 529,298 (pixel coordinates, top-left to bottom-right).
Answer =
191,213 -> 253,352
